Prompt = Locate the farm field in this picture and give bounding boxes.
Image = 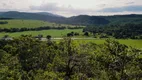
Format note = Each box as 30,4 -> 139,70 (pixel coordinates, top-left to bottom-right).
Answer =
41,38 -> 142,48
0,19 -> 142,48
0,29 -> 83,38
0,19 -> 82,29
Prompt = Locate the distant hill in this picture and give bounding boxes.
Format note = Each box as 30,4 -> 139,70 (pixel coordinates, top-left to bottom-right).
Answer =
0,11 -> 65,22
0,11 -> 142,25
66,15 -> 109,25
0,11 -> 109,25
36,12 -> 63,17
101,14 -> 142,25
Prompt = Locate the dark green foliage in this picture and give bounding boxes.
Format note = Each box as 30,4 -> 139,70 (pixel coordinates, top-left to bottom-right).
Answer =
46,35 -> 51,39
84,32 -> 89,36
0,21 -> 8,24
84,23 -> 142,39
0,36 -> 141,80
35,34 -> 43,40
0,18 -> 14,20
0,26 -> 83,32
0,26 -> 66,32
65,15 -> 110,25
67,32 -> 80,37
0,11 -> 65,23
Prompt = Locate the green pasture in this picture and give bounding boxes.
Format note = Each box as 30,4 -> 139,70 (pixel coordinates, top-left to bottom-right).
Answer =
0,19 -> 81,28
0,19 -> 141,48
0,29 -> 83,38
75,39 -> 142,48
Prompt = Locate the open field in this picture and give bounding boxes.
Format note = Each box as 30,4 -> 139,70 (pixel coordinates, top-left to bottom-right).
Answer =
74,39 -> 142,48
37,38 -> 142,48
0,19 -> 141,48
0,19 -> 83,29
0,29 -> 83,37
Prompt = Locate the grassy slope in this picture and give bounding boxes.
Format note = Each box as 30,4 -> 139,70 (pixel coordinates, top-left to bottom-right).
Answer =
0,19 -> 79,29
0,19 -> 84,37
75,39 -> 142,48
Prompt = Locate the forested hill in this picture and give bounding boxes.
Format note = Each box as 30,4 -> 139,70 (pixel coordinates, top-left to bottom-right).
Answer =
101,14 -> 142,25
0,11 -> 65,22
65,15 -> 110,25
0,11 -> 109,25
0,11 -> 142,25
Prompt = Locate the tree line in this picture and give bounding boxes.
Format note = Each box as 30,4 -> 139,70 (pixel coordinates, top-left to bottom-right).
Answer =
0,35 -> 141,80
0,26 -> 84,32
0,21 -> 8,24
83,23 -> 142,39
0,18 -> 14,20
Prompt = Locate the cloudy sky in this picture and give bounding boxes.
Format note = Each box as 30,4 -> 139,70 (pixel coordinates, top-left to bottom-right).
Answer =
0,0 -> 142,17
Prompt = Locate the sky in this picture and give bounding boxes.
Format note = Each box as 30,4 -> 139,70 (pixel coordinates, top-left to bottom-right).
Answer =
0,0 -> 142,17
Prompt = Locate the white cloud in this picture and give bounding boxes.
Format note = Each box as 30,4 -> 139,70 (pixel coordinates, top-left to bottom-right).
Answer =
30,2 -> 97,16
0,0 -> 142,16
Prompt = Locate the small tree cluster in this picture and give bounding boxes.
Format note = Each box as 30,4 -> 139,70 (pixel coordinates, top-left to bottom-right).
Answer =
67,32 -> 79,37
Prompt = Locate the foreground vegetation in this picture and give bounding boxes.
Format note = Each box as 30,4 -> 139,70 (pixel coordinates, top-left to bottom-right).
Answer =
0,36 -> 142,80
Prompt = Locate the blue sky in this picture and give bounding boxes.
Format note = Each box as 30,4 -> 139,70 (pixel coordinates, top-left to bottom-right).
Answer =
0,0 -> 142,17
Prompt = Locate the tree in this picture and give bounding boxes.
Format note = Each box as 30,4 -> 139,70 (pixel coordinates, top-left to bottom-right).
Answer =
37,34 -> 43,40
0,35 -> 141,80
2,35 -> 10,40
67,33 -> 73,37
94,39 -> 142,80
46,35 -> 51,40
74,32 -> 79,36
84,32 -> 89,36
46,35 -> 52,45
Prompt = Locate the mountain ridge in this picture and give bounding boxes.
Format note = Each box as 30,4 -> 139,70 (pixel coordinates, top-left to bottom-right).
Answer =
0,11 -> 142,25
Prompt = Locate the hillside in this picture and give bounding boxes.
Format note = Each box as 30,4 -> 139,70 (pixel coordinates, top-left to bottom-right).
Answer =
0,11 -> 142,25
0,19 -> 77,29
0,11 -> 109,25
36,12 -> 63,17
0,11 -> 65,22
102,14 -> 142,25
65,15 -> 109,25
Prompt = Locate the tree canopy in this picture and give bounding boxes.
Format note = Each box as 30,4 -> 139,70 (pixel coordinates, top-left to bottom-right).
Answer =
0,36 -> 141,80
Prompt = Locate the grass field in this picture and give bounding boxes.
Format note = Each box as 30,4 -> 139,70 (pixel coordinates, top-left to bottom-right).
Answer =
75,39 -> 142,48
0,29 -> 83,37
0,30 -> 142,48
0,19 -> 142,48
0,19 -> 82,29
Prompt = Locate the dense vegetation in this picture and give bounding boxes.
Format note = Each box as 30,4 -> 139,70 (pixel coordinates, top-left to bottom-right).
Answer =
63,15 -> 109,25
0,21 -> 8,25
83,23 -> 142,39
0,36 -> 142,80
0,26 -> 83,32
102,14 -> 142,25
